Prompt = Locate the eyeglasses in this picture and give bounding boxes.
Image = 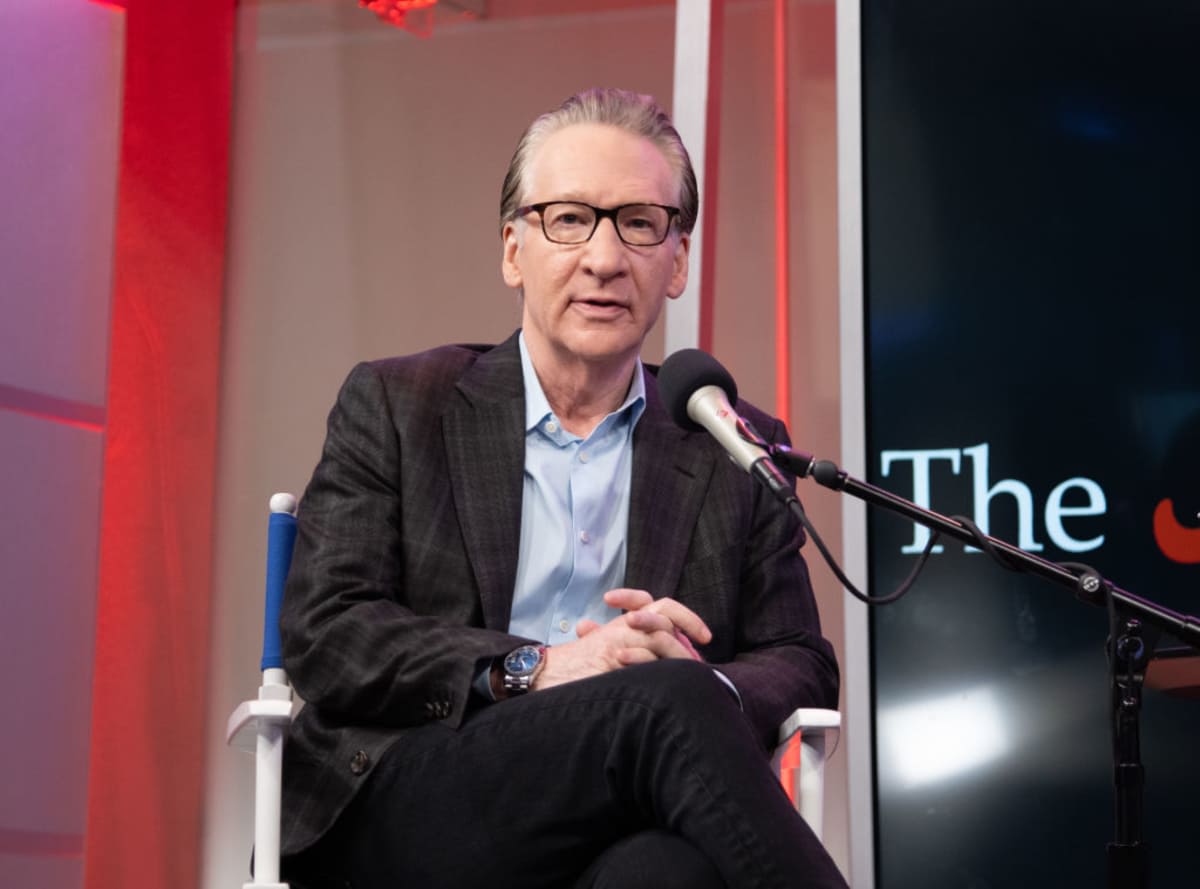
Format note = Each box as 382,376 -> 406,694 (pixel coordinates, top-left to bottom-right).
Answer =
516,201 -> 681,247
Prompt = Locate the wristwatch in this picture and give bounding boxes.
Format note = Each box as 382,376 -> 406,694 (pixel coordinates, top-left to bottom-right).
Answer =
502,644 -> 547,695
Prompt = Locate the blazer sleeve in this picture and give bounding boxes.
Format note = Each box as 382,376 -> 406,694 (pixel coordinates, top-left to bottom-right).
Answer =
702,415 -> 841,752
280,362 -> 532,729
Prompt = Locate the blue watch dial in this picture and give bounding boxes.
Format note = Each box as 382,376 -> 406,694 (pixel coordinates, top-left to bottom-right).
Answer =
504,645 -> 542,676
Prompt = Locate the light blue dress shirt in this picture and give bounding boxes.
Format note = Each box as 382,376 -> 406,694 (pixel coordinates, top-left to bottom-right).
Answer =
477,334 -> 740,706
508,332 -> 646,644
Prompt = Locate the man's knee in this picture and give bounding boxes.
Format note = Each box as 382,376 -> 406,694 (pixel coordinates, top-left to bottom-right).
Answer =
620,658 -> 740,714
530,660 -> 753,765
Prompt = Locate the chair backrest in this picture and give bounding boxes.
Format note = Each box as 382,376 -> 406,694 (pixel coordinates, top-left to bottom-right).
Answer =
226,493 -> 300,889
261,493 -> 299,676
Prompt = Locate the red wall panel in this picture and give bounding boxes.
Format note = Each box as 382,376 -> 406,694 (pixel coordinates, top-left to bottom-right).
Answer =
86,3 -> 235,888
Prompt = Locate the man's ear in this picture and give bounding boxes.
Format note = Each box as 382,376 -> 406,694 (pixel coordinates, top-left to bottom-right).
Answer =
501,221 -> 523,289
666,232 -> 690,300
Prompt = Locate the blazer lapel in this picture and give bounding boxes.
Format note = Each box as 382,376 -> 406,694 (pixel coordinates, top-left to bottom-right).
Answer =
625,367 -> 714,597
442,333 -> 525,630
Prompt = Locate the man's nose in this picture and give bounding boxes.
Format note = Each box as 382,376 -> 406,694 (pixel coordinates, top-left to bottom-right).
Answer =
582,216 -> 628,278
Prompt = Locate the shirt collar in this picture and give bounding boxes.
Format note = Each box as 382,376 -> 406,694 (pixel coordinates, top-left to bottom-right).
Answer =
518,330 -> 646,436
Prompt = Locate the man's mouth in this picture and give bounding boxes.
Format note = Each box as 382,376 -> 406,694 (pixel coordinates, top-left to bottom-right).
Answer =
574,297 -> 627,312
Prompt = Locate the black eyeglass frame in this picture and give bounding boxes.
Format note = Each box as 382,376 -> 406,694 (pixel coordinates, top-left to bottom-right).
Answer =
515,201 -> 682,246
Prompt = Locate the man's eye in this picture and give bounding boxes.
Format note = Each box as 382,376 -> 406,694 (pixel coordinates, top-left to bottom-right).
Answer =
547,208 -> 592,228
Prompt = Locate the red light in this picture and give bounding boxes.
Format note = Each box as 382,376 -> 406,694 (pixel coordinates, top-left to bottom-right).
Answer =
360,0 -> 437,33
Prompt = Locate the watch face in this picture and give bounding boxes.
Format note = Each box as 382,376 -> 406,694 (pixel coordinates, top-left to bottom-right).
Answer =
504,645 -> 542,676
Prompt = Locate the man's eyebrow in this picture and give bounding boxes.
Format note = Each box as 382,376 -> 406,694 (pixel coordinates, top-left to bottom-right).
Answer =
544,196 -> 659,207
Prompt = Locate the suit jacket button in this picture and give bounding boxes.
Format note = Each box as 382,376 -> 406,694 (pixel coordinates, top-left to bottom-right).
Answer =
349,750 -> 370,776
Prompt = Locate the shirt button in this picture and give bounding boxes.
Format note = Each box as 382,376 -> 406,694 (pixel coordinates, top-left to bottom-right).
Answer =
579,530 -> 590,544
579,451 -> 589,463
545,420 -> 558,433
558,619 -> 570,633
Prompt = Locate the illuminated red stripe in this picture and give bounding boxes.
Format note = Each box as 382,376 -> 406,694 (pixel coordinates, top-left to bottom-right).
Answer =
85,3 -> 234,889
773,0 -> 791,429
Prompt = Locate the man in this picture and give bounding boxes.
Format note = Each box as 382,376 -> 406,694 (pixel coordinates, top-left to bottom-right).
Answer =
279,88 -> 847,889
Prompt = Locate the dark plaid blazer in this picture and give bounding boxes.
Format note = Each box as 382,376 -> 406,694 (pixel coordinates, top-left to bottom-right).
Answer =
278,330 -> 839,856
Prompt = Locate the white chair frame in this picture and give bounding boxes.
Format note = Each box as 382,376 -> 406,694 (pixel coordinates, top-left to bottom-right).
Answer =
228,494 -> 841,888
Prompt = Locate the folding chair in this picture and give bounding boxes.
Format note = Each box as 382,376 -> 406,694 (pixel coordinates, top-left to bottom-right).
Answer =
227,494 -> 841,888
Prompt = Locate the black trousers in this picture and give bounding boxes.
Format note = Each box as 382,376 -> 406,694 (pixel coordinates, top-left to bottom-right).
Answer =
305,659 -> 847,889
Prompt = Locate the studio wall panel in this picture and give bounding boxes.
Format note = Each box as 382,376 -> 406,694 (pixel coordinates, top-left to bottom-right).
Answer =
0,413 -> 103,840
0,852 -> 83,889
0,2 -> 123,406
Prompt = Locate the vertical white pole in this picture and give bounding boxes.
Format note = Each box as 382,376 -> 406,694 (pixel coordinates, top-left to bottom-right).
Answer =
252,725 -> 284,885
836,0 -> 875,886
668,0 -> 722,355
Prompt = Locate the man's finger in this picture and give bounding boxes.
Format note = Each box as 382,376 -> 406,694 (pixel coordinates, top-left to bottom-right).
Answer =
623,609 -> 676,635
641,627 -> 702,661
673,628 -> 702,660
615,647 -> 658,666
646,598 -> 713,646
603,588 -> 654,611
604,590 -> 713,647
575,619 -> 601,637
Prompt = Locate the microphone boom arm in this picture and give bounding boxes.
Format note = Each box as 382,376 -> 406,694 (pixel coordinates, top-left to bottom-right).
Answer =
770,446 -> 1200,648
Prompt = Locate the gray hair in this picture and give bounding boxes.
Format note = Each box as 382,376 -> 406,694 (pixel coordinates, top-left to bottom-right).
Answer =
499,88 -> 698,236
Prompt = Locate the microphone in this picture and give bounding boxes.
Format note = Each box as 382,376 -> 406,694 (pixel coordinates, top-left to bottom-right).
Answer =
657,349 -> 798,505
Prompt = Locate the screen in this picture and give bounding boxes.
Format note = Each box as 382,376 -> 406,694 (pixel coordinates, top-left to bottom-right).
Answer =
862,1 -> 1200,885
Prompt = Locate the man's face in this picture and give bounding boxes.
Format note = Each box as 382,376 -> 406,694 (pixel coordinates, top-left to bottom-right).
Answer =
501,122 -> 690,372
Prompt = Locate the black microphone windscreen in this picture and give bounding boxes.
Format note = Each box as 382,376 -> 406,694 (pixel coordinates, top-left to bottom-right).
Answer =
657,348 -> 739,432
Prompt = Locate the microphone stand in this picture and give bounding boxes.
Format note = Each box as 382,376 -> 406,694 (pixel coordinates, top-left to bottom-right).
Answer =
767,446 -> 1200,889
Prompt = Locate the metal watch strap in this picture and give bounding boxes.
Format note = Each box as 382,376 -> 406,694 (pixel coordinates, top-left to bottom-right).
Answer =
502,644 -> 546,695
502,671 -> 535,694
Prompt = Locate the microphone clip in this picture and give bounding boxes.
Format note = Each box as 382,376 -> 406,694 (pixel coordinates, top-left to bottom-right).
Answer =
767,444 -> 816,479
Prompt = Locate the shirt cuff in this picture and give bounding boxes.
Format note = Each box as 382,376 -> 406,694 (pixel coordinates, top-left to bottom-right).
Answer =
472,657 -> 498,702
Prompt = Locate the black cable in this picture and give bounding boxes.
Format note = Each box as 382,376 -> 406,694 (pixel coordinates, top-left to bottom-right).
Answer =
790,498 -> 1117,609
787,499 -> 941,605
947,516 -> 1112,608
947,515 -> 1026,571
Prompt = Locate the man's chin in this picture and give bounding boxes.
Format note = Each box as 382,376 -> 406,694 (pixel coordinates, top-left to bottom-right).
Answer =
563,329 -> 644,364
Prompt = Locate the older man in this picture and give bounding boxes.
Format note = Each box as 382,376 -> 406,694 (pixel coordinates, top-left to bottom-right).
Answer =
278,88 -> 847,889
